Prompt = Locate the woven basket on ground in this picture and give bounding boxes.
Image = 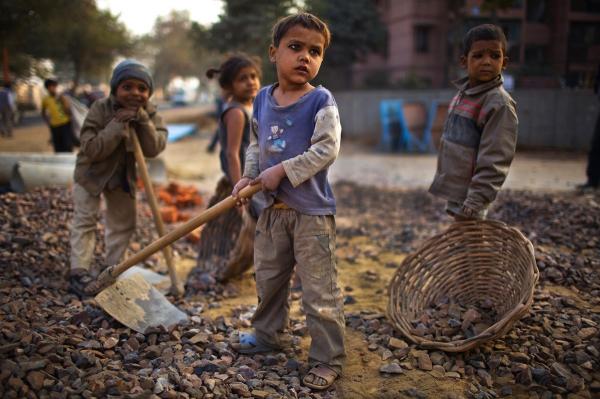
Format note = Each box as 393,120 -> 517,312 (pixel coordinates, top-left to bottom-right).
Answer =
388,220 -> 538,352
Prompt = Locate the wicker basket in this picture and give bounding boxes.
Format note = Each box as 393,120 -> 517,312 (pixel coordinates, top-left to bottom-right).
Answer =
387,220 -> 538,352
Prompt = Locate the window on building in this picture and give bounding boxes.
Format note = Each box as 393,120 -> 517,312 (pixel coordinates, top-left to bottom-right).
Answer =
526,0 -> 547,22
571,0 -> 600,13
524,45 -> 547,66
568,22 -> 600,62
497,21 -> 521,63
414,26 -> 431,53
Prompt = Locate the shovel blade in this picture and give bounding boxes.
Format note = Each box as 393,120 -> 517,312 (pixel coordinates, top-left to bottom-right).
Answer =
119,265 -> 171,293
95,274 -> 187,333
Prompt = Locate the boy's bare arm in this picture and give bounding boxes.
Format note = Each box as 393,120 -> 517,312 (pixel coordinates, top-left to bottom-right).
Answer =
463,103 -> 518,212
281,106 -> 341,187
134,107 -> 168,158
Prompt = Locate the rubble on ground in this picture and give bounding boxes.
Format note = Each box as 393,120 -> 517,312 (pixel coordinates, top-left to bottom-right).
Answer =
0,183 -> 598,398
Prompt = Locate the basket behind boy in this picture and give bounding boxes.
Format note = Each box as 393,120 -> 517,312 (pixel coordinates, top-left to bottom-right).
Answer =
429,24 -> 518,219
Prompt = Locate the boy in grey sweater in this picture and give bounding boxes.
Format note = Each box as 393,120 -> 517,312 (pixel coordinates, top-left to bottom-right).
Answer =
430,24 -> 518,219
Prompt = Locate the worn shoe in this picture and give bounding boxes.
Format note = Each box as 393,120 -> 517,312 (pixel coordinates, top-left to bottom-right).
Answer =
303,364 -> 339,391
232,331 -> 282,354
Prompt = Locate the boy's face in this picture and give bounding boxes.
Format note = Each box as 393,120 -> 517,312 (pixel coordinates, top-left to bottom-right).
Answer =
461,40 -> 507,86
269,25 -> 325,88
230,66 -> 260,103
115,78 -> 150,109
47,84 -> 58,96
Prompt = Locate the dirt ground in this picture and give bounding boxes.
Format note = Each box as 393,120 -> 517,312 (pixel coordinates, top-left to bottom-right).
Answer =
1,108 -> 597,399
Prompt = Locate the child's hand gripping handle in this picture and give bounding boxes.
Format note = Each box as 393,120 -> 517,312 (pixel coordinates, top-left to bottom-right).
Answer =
89,183 -> 262,295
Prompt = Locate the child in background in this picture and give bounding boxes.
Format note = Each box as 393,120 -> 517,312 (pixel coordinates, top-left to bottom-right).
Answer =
42,78 -> 74,152
194,54 -> 264,282
429,24 -> 518,220
232,13 -> 344,390
69,60 -> 168,295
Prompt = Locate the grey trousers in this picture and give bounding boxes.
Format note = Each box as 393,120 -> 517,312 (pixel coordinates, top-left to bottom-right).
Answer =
252,207 -> 346,373
70,183 -> 136,272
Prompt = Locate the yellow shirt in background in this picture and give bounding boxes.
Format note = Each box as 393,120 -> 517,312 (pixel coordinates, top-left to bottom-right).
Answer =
42,95 -> 70,127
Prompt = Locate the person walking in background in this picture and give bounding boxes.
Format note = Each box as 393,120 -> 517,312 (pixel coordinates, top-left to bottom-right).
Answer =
429,24 -> 518,220
578,64 -> 600,191
0,82 -> 17,138
41,78 -> 74,152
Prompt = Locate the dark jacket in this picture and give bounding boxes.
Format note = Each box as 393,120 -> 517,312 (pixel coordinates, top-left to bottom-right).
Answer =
74,96 -> 167,197
429,75 -> 518,212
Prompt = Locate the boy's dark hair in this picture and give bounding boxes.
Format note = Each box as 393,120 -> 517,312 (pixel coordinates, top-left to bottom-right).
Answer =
272,12 -> 331,49
206,53 -> 262,90
462,24 -> 507,56
44,78 -> 58,89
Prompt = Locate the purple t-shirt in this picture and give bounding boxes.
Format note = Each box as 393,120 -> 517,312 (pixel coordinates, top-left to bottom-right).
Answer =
253,84 -> 339,215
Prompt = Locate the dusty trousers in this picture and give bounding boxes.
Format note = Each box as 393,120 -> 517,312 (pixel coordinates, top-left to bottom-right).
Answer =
251,207 -> 346,373
70,183 -> 136,272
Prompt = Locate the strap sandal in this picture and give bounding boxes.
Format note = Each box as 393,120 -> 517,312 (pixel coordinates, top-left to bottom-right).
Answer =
303,364 -> 339,391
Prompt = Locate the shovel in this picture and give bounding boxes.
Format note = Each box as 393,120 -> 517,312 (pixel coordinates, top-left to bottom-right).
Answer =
129,129 -> 184,297
91,182 -> 262,332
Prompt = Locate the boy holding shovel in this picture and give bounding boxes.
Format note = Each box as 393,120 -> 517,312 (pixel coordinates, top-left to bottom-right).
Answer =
70,60 -> 168,296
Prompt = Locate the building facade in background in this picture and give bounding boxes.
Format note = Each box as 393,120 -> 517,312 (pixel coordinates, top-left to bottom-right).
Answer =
352,0 -> 600,89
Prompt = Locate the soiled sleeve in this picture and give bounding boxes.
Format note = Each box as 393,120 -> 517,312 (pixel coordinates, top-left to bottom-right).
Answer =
463,100 -> 518,211
281,105 -> 342,187
242,115 -> 261,179
134,107 -> 168,158
79,102 -> 126,162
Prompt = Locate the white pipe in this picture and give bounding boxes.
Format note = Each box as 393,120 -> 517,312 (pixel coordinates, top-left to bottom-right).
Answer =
3,153 -> 168,192
0,153 -> 75,184
10,161 -> 74,192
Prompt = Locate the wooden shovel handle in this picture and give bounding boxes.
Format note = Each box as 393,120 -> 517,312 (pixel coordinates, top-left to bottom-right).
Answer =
96,182 -> 262,289
130,129 -> 183,296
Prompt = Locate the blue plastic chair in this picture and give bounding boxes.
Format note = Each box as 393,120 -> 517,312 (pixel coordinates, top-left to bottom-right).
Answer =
380,99 -> 432,153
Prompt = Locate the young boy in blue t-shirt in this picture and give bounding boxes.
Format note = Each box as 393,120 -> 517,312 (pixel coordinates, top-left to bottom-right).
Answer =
232,12 -> 344,391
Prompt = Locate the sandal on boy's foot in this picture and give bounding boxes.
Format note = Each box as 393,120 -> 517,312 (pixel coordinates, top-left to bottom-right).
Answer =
303,364 -> 339,391
69,269 -> 94,297
232,332 -> 280,354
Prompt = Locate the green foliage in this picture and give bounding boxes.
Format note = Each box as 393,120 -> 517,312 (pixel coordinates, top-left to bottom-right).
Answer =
306,0 -> 387,67
1,0 -> 130,86
206,0 -> 298,83
143,11 -> 197,88
208,0 -> 296,55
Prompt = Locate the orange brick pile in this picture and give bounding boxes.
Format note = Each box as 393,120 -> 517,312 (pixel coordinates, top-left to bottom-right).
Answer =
140,181 -> 204,243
